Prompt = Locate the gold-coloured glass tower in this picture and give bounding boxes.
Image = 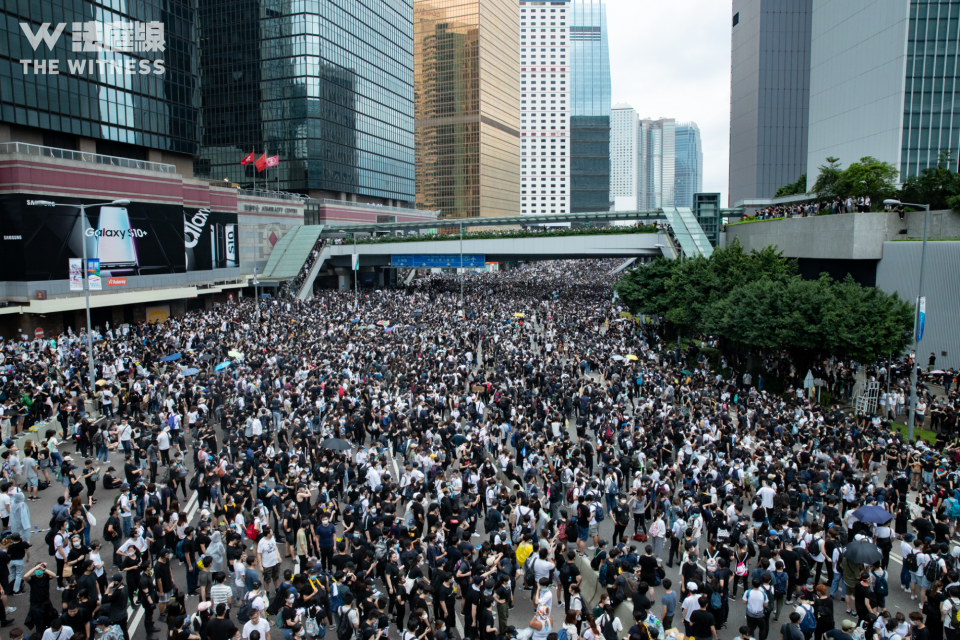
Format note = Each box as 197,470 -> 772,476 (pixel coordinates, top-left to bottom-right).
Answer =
415,0 -> 520,220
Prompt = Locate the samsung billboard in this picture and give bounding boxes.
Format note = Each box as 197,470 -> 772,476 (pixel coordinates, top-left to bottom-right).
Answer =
0,194 -> 238,281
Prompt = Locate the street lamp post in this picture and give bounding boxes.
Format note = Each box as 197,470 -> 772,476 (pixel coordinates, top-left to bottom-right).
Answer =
885,198 -> 930,440
33,199 -> 130,395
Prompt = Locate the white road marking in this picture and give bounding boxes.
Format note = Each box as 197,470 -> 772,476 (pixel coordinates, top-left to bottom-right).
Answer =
127,605 -> 145,636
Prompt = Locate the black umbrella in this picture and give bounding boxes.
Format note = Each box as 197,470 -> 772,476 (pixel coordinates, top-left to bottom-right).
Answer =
320,438 -> 352,451
199,353 -> 217,361
841,539 -> 882,565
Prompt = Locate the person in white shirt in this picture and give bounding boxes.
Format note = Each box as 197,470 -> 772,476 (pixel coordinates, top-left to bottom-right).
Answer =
256,527 -> 281,590
241,607 -> 271,640
757,480 -> 776,509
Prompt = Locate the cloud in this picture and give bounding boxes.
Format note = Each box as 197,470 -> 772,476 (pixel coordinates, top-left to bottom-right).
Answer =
607,0 -> 732,205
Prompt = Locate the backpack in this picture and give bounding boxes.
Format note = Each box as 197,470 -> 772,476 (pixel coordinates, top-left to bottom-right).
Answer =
874,572 -> 888,597
246,522 -> 258,540
175,538 -> 186,561
946,598 -> 960,627
557,630 -> 568,640
566,487 -> 574,503
710,590 -> 722,609
735,555 -> 748,577
523,557 -> 537,588
925,557 -> 941,582
45,528 -> 57,555
375,538 -> 389,562
337,606 -> 354,640
237,596 -> 254,624
905,551 -> 919,572
592,503 -> 605,523
799,605 -> 816,634
946,498 -> 960,518
590,551 -> 603,571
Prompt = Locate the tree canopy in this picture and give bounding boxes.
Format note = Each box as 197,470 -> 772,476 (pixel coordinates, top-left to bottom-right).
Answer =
614,240 -> 914,368
809,156 -> 899,206
900,151 -> 960,212
775,173 -> 806,198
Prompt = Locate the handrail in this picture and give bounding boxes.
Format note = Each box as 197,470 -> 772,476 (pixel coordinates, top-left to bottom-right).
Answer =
0,142 -> 176,173
320,199 -> 439,217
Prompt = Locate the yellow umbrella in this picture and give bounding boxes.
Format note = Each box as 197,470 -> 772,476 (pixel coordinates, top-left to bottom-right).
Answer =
513,313 -> 525,318
95,379 -> 108,386
625,355 -> 638,361
228,350 -> 242,358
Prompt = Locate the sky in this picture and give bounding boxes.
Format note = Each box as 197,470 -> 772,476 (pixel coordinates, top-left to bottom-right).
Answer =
606,0 -> 732,206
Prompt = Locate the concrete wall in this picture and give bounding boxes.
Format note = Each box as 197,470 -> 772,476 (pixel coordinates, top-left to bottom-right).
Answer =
728,0 -> 812,206
806,0 -> 909,184
725,209 -> 960,260
0,268 -> 242,300
876,241 -> 960,370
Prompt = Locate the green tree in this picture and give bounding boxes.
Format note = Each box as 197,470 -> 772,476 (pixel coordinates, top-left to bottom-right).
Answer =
810,157 -> 842,200
613,257 -> 675,316
833,156 -> 899,206
900,150 -> 960,211
948,194 -> 960,214
618,239 -> 914,373
775,173 -> 807,198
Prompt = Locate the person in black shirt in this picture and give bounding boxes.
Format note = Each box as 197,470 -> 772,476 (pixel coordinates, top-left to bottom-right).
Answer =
689,595 -> 718,640
61,599 -> 92,640
183,527 -> 199,595
154,549 -> 174,621
206,603 -> 238,640
477,596 -> 497,640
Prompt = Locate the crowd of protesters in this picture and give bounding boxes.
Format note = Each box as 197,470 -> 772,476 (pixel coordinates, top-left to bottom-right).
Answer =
0,258 -> 958,640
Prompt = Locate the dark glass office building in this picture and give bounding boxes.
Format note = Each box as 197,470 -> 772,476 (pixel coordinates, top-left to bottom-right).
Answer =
196,0 -> 416,205
0,0 -> 199,160
569,0 -> 610,213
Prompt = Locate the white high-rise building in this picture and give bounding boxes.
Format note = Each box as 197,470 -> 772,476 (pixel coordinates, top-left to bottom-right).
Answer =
610,103 -> 639,211
520,0 -> 570,216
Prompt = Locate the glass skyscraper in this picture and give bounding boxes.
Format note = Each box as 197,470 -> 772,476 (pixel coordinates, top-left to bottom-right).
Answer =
196,0 -> 416,205
639,117 -> 674,209
415,0 -> 520,219
901,0 -> 960,177
1,0 -> 198,160
569,0 -> 610,213
674,121 -> 703,208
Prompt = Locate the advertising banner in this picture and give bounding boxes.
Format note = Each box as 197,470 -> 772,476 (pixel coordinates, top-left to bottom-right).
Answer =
87,259 -> 101,290
68,258 -> 83,291
184,208 -> 239,271
918,296 -> 926,341
0,195 -> 239,281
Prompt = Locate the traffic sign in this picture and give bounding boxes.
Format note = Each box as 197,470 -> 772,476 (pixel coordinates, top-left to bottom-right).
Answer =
34,327 -> 44,339
391,254 -> 485,268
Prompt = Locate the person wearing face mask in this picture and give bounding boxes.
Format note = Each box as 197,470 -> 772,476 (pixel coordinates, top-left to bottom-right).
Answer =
64,535 -> 88,583
316,514 -> 336,572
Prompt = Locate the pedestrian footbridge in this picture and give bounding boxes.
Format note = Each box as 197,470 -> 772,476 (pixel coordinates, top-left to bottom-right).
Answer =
257,208 -> 714,299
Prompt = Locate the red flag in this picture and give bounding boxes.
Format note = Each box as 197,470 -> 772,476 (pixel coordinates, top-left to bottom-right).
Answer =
254,153 -> 267,172
265,155 -> 279,168
240,150 -> 255,165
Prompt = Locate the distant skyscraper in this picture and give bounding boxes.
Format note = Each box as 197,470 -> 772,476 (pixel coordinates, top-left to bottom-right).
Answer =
569,0 -> 611,213
807,0 -> 960,184
728,0 -> 812,206
416,0 -> 520,219
610,104 -> 639,211
674,122 -> 703,208
196,0 -> 415,204
639,118 -> 675,209
519,0 -> 570,216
